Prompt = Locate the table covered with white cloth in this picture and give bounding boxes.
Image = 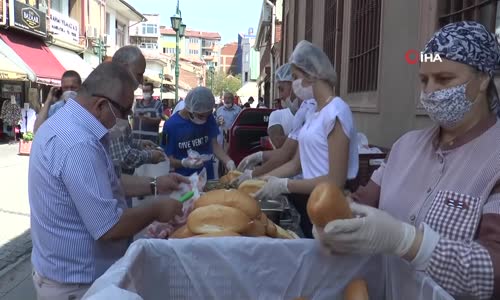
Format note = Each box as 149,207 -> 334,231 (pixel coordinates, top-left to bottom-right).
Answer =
82,238 -> 453,300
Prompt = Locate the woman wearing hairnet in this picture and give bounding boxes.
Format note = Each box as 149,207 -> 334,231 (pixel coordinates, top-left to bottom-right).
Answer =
162,87 -> 236,180
254,40 -> 359,237
315,21 -> 500,299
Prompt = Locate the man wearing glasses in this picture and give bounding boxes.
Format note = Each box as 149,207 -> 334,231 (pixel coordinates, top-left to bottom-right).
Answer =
108,46 -> 165,176
28,62 -> 187,300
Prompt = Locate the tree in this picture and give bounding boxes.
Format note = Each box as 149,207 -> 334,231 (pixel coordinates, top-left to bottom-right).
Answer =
207,70 -> 242,97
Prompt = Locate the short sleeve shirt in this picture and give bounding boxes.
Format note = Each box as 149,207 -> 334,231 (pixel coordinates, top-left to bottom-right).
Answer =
288,99 -> 317,140
298,97 -> 359,180
163,113 -> 220,179
268,108 -> 294,137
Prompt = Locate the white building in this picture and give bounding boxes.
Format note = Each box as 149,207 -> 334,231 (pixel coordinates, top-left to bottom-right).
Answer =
129,14 -> 161,53
105,0 -> 145,57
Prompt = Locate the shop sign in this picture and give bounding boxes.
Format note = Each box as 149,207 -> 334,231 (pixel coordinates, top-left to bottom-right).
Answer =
9,0 -> 47,37
0,0 -> 6,26
49,9 -> 79,44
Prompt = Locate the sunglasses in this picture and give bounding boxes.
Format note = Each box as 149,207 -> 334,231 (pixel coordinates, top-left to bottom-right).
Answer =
92,94 -> 131,117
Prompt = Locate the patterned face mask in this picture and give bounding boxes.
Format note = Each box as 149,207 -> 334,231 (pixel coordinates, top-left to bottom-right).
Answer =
420,82 -> 474,128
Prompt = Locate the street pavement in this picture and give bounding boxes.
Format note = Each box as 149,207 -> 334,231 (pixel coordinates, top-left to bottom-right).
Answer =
0,143 -> 35,299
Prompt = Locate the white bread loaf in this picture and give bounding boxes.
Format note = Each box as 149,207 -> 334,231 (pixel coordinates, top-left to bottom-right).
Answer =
187,204 -> 251,234
194,189 -> 261,219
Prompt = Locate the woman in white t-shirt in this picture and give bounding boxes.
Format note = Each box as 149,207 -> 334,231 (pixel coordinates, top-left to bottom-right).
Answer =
255,40 -> 359,205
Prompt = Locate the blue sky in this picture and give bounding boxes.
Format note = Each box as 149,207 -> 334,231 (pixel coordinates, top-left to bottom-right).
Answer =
126,0 -> 262,44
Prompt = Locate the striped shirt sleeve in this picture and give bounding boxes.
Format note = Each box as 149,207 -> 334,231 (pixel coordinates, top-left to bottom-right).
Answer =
61,141 -> 124,240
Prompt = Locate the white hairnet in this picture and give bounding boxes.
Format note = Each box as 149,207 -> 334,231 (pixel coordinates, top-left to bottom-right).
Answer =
275,63 -> 293,82
289,40 -> 337,86
61,90 -> 77,101
184,86 -> 215,113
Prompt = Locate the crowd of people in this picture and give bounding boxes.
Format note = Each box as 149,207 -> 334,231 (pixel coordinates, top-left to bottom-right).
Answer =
27,20 -> 500,300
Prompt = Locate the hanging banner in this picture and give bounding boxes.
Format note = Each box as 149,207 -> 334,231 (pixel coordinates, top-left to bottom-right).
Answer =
9,0 -> 47,37
0,0 -> 5,26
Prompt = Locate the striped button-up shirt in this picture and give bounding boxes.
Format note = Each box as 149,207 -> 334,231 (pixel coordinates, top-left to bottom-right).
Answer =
29,99 -> 128,284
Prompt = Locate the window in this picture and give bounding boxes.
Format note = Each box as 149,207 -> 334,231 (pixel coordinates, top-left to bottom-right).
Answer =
245,53 -> 249,63
189,49 -> 199,55
439,0 -> 498,31
106,13 -> 111,35
305,0 -> 314,42
245,72 -> 249,82
189,37 -> 199,43
142,24 -> 158,35
163,48 -> 176,54
116,22 -> 125,47
347,0 -> 382,93
140,43 -> 158,49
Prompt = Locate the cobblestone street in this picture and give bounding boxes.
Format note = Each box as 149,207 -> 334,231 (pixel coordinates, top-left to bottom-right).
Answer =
0,144 -> 35,299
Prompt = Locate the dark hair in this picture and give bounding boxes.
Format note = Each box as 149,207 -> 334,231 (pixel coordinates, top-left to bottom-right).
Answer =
62,70 -> 82,85
248,96 -> 254,102
143,82 -> 154,90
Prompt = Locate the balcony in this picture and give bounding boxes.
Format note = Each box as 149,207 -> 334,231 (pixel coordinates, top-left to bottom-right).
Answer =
203,55 -> 214,61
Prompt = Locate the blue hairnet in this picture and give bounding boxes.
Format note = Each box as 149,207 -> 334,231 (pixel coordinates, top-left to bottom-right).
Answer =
289,40 -> 337,86
184,86 -> 215,113
275,63 -> 293,82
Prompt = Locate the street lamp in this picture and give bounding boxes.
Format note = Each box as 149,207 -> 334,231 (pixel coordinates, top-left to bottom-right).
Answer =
159,70 -> 164,100
209,65 -> 215,91
92,38 -> 107,64
170,0 -> 185,104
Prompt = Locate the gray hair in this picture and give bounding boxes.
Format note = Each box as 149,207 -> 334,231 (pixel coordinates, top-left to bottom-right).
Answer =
79,62 -> 137,104
112,46 -> 145,66
61,91 -> 77,101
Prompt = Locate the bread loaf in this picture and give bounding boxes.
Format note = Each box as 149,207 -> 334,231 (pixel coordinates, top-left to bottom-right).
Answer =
238,179 -> 266,196
194,189 -> 261,219
307,182 -> 352,228
170,224 -> 195,239
219,170 -> 243,184
187,204 -> 251,234
194,231 -> 241,238
343,279 -> 369,300
265,219 -> 278,238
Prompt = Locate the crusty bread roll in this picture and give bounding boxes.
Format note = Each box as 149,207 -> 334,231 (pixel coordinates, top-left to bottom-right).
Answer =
276,225 -> 294,239
193,231 -> 241,238
187,204 -> 251,234
307,182 -> 352,228
343,279 -> 369,300
241,220 -> 267,237
265,219 -> 278,238
194,189 -> 261,219
238,179 -> 266,196
170,224 -> 195,239
219,170 -> 243,184
258,213 -> 268,227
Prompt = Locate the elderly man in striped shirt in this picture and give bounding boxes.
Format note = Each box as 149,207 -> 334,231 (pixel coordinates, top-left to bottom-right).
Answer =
28,62 -> 187,300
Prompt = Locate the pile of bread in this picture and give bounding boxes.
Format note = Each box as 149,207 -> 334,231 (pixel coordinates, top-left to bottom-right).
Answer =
170,189 -> 294,239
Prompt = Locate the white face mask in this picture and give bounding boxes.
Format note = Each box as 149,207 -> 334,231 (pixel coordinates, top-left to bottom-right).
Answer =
292,79 -> 314,101
143,93 -> 152,100
420,82 -> 474,129
224,103 -> 233,109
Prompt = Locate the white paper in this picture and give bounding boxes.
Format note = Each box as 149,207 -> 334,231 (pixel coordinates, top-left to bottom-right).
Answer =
83,239 -> 453,300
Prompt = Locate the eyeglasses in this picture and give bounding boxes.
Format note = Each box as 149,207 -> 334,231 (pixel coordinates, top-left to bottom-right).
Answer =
92,94 -> 131,117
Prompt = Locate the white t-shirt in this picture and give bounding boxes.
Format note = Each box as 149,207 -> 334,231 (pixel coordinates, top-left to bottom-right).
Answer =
288,99 -> 317,140
268,108 -> 294,137
298,97 -> 359,180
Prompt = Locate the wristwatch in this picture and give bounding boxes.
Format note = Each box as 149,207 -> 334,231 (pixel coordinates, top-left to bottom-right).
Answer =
149,177 -> 158,197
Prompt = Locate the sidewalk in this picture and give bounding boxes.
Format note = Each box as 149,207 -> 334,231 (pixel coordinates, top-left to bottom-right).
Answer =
0,144 -> 35,299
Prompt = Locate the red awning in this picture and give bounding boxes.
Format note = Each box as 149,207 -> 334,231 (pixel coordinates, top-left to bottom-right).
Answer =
0,30 -> 66,85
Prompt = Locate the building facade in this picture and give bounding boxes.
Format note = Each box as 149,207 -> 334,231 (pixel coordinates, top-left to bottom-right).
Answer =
105,0 -> 144,57
279,0 -> 500,147
239,28 -> 260,84
129,13 -> 160,53
220,42 -> 239,75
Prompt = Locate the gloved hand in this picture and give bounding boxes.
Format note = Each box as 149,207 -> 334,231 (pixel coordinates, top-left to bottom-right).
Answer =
181,158 -> 204,169
237,151 -> 263,171
226,160 -> 236,171
316,202 -> 417,257
253,177 -> 289,200
232,169 -> 253,186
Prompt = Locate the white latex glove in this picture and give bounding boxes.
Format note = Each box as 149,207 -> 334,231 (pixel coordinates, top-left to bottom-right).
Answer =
253,177 -> 289,200
237,151 -> 263,171
233,169 -> 253,186
226,160 -> 236,171
181,158 -> 204,169
317,202 -> 416,257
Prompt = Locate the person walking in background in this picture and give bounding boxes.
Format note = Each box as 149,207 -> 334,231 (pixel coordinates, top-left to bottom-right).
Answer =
132,82 -> 164,144
257,97 -> 267,108
33,70 -> 82,133
242,96 -> 254,108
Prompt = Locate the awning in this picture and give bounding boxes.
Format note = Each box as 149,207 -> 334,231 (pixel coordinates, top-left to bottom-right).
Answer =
236,81 -> 258,97
49,45 -> 93,80
0,30 -> 66,85
0,52 -> 28,80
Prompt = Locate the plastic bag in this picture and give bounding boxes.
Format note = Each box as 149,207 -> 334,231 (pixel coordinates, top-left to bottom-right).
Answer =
133,160 -> 170,178
146,169 -> 207,238
187,149 -> 213,162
